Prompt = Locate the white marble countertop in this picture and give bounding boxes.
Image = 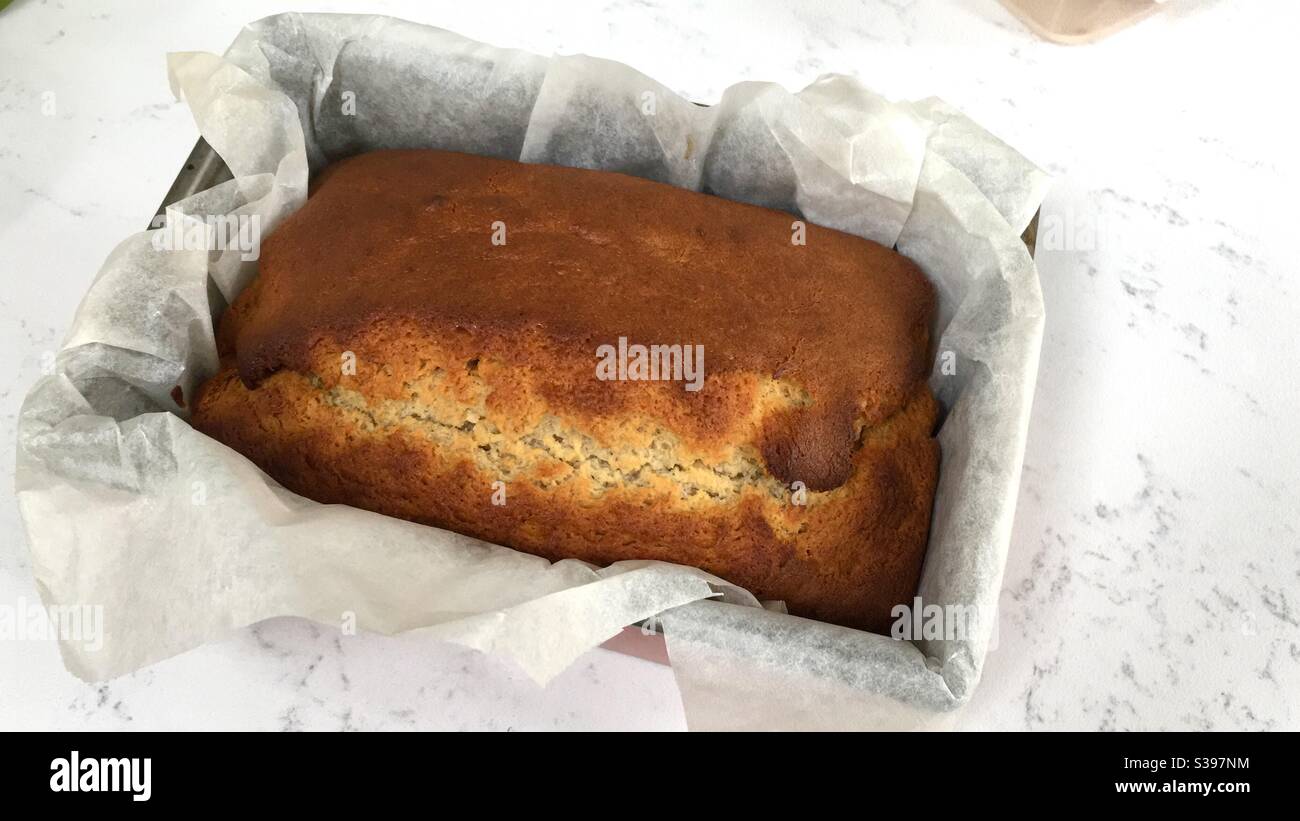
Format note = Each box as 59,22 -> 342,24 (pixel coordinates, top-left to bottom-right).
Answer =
1,0 -> 1296,731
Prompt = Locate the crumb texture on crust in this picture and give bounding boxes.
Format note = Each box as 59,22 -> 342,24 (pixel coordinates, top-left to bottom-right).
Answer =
194,149 -> 941,633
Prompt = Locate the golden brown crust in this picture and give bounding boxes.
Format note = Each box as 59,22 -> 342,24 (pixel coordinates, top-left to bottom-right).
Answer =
192,149 -> 941,633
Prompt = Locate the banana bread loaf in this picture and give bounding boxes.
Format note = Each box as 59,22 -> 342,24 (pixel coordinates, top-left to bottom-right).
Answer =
192,149 -> 940,633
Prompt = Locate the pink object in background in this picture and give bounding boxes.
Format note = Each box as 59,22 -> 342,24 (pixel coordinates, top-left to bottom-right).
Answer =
999,0 -> 1163,44
600,626 -> 671,666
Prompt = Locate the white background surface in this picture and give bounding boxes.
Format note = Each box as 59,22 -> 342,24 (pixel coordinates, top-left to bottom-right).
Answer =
1,0 -> 1296,730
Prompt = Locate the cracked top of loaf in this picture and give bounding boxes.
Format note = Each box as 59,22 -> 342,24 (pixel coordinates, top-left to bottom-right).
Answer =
222,149 -> 935,492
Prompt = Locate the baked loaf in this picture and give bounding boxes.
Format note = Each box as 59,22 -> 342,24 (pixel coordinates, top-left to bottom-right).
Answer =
192,149 -> 939,633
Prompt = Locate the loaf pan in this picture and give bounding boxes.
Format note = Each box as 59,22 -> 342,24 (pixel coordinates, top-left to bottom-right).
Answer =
152,136 -> 1040,667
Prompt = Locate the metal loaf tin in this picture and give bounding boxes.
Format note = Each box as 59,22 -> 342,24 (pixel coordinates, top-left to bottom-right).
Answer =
154,136 -> 1039,670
